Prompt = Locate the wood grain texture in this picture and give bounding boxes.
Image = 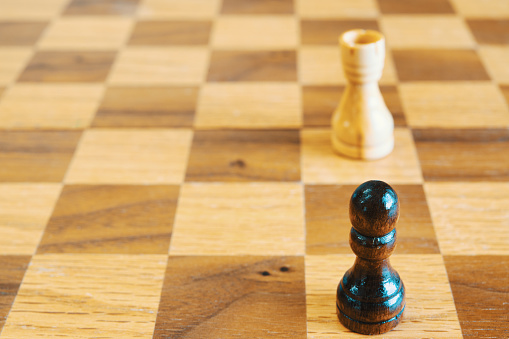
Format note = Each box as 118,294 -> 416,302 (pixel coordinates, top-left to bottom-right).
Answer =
400,82 -> 509,128
63,0 -> 140,16
413,128 -> 509,181
0,131 -> 81,182
38,18 -> 133,50
66,129 -> 193,184
444,255 -> 509,338
0,22 -> 47,46
302,86 -> 343,126
0,48 -> 32,85
501,85 -> 509,106
93,86 -> 197,127
108,47 -> 208,85
195,83 -> 301,128
129,21 -> 211,45
305,185 -> 438,255
1,254 -> 167,339
381,16 -> 475,48
38,185 -> 179,254
18,51 -> 116,83
425,182 -> 509,255
297,0 -> 378,18
0,84 -> 104,129
0,256 -> 30,332
301,20 -> 379,45
138,0 -> 221,19
449,0 -> 509,18
207,50 -> 297,82
0,184 -> 61,255
478,45 -> 509,84
306,254 -> 462,338
222,0 -> 293,14
0,0 -> 68,20
154,256 -> 306,338
467,19 -> 509,45
185,130 -> 300,182
170,183 -> 305,255
211,16 -> 298,49
392,49 -> 490,81
301,128 -> 423,184
377,0 -> 454,14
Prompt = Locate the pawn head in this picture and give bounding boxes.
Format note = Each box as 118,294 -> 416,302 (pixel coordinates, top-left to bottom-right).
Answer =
349,180 -> 399,237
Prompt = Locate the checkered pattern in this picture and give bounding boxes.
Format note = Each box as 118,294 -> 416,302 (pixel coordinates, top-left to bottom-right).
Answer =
0,0 -> 508,337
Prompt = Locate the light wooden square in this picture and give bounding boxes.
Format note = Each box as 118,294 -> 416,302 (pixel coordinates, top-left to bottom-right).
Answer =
195,83 -> 301,128
301,128 -> 423,184
0,184 -> 61,255
1,254 -> 167,338
0,0 -> 68,19
400,82 -> 509,128
381,15 -> 475,49
297,0 -> 378,18
299,47 -> 397,85
425,183 -> 509,255
450,0 -> 509,18
0,48 -> 33,85
0,84 -> 104,129
108,47 -> 209,85
170,183 -> 305,255
212,16 -> 298,50
479,46 -> 509,84
66,129 -> 193,184
38,18 -> 133,50
138,0 -> 221,18
305,254 -> 462,338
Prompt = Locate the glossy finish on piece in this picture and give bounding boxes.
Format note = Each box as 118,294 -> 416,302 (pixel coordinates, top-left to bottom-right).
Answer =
336,180 -> 406,335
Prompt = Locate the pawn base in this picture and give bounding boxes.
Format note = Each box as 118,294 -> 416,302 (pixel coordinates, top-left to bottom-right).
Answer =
331,133 -> 394,161
336,303 -> 404,335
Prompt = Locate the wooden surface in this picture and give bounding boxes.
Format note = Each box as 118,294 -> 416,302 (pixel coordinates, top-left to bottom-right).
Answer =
0,0 -> 508,338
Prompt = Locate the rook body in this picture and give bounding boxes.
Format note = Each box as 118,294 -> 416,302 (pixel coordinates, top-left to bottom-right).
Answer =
331,30 -> 394,160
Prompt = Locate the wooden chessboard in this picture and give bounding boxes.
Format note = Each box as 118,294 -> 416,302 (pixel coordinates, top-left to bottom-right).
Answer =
0,0 -> 508,338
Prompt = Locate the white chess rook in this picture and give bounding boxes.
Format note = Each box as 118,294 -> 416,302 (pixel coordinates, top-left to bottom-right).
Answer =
331,29 -> 394,160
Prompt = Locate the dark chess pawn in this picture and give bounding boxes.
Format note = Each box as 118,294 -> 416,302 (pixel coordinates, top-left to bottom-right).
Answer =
336,180 -> 405,335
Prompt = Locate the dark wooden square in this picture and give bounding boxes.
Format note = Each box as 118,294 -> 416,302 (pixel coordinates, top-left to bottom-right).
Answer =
305,185 -> 439,255
302,85 -> 406,127
301,20 -> 379,45
444,255 -> 509,338
393,49 -> 490,81
0,22 -> 48,46
38,185 -> 179,254
221,0 -> 294,14
64,0 -> 139,15
377,0 -> 454,13
93,86 -> 198,127
467,19 -> 509,45
207,50 -> 297,82
18,51 -> 116,83
413,128 -> 509,181
185,130 -> 300,182
0,131 -> 81,182
0,256 -> 31,332
154,256 -> 306,338
129,21 -> 212,45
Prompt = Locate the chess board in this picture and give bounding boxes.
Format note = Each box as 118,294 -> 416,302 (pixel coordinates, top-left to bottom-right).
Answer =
0,0 -> 508,338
